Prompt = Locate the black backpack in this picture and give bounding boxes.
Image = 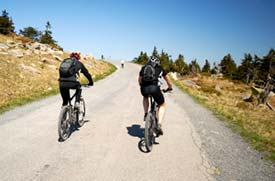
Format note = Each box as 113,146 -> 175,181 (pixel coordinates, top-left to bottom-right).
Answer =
59,58 -> 76,78
142,63 -> 157,82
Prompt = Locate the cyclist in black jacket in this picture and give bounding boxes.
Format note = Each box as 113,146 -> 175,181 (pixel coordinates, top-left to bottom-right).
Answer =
59,52 -> 93,107
138,56 -> 172,135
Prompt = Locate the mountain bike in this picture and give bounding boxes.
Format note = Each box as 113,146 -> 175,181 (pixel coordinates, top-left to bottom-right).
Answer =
58,85 -> 89,141
144,88 -> 172,152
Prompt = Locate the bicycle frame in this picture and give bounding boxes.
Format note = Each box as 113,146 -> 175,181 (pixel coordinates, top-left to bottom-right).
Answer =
58,85 -> 88,141
144,95 -> 159,152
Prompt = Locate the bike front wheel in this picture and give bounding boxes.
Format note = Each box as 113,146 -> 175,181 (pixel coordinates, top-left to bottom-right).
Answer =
76,98 -> 86,127
144,113 -> 154,152
58,106 -> 71,141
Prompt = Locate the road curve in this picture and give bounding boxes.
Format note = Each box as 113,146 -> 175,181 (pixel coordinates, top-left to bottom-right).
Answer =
0,63 -> 274,181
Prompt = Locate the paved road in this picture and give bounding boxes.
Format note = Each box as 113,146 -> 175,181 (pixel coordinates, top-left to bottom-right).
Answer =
0,63 -> 274,181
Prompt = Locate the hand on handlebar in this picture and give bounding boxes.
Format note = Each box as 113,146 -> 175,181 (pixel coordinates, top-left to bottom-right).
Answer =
163,87 -> 173,93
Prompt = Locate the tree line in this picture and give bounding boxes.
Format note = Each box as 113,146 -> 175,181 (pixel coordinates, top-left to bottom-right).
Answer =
133,46 -> 275,88
0,9 -> 61,49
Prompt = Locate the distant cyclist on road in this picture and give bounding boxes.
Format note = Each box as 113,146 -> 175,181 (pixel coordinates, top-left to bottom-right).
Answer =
121,60 -> 125,68
59,52 -> 94,108
138,56 -> 173,135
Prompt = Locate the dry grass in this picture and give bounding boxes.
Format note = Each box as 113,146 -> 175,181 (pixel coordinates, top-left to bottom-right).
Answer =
0,35 -> 116,113
173,75 -> 275,161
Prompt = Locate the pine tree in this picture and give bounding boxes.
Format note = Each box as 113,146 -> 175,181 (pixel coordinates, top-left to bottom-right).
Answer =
152,46 -> 159,58
202,59 -> 211,73
159,50 -> 171,71
259,49 -> 275,82
189,59 -> 201,75
40,21 -> 56,45
133,51 -> 148,65
19,26 -> 41,41
219,54 -> 237,79
237,53 -> 253,83
174,54 -> 188,75
0,10 -> 15,35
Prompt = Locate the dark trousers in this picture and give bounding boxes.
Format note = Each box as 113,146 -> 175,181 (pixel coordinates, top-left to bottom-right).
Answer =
60,87 -> 82,106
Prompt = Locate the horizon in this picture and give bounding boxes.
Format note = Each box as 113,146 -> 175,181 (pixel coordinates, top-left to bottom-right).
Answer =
2,0 -> 275,66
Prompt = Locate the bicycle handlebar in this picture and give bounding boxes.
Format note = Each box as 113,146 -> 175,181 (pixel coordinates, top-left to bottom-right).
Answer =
162,87 -> 173,93
81,84 -> 91,88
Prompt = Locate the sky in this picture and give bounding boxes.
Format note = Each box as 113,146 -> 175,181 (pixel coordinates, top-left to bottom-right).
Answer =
1,0 -> 275,66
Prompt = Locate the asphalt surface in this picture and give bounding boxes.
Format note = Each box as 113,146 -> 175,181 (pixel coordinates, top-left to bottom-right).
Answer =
0,62 -> 274,181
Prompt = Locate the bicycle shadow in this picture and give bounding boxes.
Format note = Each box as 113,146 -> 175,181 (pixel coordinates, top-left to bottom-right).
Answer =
126,124 -> 150,153
58,119 -> 90,142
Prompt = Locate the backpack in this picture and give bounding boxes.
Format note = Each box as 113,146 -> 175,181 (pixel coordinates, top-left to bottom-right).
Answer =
59,58 -> 76,78
142,63 -> 157,82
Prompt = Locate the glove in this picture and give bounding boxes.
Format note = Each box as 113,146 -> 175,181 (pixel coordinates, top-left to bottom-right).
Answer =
163,87 -> 173,93
88,81 -> 94,86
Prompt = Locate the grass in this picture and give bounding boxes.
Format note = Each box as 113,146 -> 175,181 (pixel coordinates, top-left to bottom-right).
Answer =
172,75 -> 275,161
0,34 -> 117,114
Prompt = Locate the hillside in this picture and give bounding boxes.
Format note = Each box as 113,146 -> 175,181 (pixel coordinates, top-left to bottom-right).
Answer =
172,74 -> 275,160
0,34 -> 116,113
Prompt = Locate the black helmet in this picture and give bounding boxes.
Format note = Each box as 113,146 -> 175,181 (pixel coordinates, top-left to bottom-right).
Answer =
148,56 -> 160,66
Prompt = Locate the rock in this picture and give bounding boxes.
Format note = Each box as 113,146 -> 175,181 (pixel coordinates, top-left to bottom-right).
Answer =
56,50 -> 64,55
268,91 -> 275,97
6,40 -> 15,47
0,52 -> 8,55
182,80 -> 200,88
215,84 -> 222,92
8,49 -> 24,58
20,64 -> 41,74
169,72 -> 178,80
0,43 -> 9,50
42,57 -> 55,64
48,65 -> 57,69
54,55 -> 62,61
241,93 -> 254,102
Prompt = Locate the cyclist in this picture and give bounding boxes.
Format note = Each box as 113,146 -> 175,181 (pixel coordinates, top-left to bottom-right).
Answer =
138,56 -> 173,135
121,60 -> 125,68
59,52 -> 94,108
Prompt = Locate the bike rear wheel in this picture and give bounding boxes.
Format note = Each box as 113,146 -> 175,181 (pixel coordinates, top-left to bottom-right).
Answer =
58,106 -> 71,141
144,113 -> 154,152
76,98 -> 86,127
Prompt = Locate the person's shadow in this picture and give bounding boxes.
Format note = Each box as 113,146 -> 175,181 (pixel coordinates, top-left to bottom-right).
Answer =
126,124 -> 149,153
58,119 -> 90,142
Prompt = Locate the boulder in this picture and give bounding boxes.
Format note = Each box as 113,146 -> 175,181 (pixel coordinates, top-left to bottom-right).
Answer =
0,43 -> 9,50
182,80 -> 200,89
54,55 -> 62,61
20,64 -> 41,74
169,72 -> 178,80
8,49 -> 24,58
215,84 -> 222,92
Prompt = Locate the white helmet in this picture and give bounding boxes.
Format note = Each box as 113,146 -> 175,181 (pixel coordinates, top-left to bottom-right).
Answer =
149,56 -> 160,66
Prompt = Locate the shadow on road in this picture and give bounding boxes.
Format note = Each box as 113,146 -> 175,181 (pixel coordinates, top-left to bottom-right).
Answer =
58,119 -> 90,142
126,124 -> 150,153
126,124 -> 144,139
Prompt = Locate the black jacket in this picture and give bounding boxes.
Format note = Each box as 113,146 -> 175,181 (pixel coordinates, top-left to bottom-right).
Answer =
139,64 -> 167,86
59,58 -> 93,88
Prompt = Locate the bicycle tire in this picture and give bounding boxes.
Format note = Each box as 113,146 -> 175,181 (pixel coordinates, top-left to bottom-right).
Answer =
76,98 -> 86,127
144,113 -> 154,152
58,106 -> 71,141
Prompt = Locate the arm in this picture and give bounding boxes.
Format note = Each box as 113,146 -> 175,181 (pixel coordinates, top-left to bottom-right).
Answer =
80,63 -> 93,85
163,74 -> 172,89
138,75 -> 142,86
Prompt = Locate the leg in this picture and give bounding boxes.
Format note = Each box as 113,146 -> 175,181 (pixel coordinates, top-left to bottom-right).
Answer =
143,97 -> 149,114
75,87 -> 82,103
157,103 -> 166,125
60,87 -> 70,106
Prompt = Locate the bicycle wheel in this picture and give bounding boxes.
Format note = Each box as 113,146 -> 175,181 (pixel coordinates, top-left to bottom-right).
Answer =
144,113 -> 154,152
58,106 -> 71,141
76,98 -> 86,127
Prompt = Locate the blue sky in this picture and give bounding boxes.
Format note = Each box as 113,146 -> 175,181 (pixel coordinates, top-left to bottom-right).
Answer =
2,0 -> 275,66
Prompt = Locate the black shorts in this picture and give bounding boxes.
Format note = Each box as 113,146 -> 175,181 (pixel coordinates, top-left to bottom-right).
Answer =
140,85 -> 165,105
